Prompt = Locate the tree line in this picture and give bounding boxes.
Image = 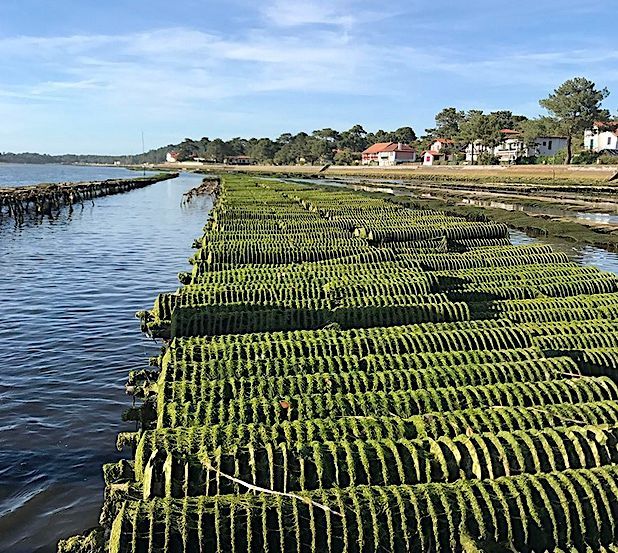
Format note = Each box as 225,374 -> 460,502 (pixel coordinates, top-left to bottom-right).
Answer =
170,125 -> 418,165
0,126 -> 416,166
0,77 -> 612,166
424,77 -> 611,164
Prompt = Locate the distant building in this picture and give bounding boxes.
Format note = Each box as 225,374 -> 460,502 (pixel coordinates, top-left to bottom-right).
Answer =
166,151 -> 180,163
422,150 -> 440,166
430,138 -> 455,153
465,130 -> 567,163
361,142 -> 416,166
492,130 -> 527,164
422,139 -> 456,165
534,136 -> 568,157
584,122 -> 618,153
223,155 -> 253,165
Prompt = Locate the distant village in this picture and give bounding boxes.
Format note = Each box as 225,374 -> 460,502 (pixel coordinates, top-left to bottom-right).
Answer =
161,77 -> 617,168
165,120 -> 618,168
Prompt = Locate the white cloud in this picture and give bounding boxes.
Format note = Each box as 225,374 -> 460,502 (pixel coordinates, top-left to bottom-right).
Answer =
0,27 -> 374,107
2,17 -> 613,112
260,0 -> 357,28
1,26 -> 616,106
30,79 -> 104,95
258,0 -> 405,30
389,44 -> 618,90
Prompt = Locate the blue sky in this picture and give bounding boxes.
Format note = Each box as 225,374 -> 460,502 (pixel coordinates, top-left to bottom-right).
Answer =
0,0 -> 616,154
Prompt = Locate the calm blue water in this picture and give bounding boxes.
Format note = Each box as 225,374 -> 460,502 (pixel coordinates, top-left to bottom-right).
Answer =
0,163 -> 155,188
0,171 -> 211,553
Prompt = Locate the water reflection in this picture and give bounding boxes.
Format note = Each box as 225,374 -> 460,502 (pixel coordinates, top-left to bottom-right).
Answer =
575,212 -> 618,226
509,229 -> 618,274
459,197 -> 618,227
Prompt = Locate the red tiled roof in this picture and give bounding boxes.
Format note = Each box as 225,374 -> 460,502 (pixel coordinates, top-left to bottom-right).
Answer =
500,129 -> 520,134
362,142 -> 392,154
423,150 -> 440,155
362,142 -> 415,154
595,122 -> 618,136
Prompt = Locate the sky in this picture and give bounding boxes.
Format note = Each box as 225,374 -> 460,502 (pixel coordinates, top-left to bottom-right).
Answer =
0,0 -> 616,155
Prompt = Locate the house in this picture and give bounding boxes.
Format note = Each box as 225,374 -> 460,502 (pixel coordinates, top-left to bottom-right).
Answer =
430,138 -> 455,153
166,151 -> 181,163
361,142 -> 416,166
534,136 -> 568,157
465,130 -> 567,163
493,132 -> 525,163
584,122 -> 618,153
223,155 -> 253,165
487,130 -> 532,163
422,150 -> 440,166
422,139 -> 456,165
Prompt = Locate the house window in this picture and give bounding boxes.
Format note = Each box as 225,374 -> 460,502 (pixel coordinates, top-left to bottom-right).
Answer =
609,136 -> 613,146
548,140 -> 552,150
590,139 -> 594,149
542,141 -> 547,146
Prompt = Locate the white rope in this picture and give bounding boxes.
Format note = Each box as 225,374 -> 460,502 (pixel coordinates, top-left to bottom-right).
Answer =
202,460 -> 343,518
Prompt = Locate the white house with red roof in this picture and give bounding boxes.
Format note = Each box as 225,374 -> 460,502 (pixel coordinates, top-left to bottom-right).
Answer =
584,122 -> 618,153
422,150 -> 439,166
361,142 -> 416,166
422,138 -> 456,165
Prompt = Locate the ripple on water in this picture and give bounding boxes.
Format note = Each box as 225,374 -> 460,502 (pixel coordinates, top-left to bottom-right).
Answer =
0,172 -> 211,553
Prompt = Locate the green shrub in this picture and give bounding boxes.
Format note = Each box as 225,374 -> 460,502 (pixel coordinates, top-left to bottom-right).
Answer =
572,150 -> 599,164
478,152 -> 499,165
597,154 -> 618,165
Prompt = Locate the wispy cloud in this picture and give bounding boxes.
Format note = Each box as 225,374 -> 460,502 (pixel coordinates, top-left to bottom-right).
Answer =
30,79 -> 104,95
5,25 -> 613,110
0,27 -> 375,105
258,0 -> 405,31
260,0 -> 357,28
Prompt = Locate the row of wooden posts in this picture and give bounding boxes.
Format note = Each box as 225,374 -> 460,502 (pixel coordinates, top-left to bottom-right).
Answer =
0,172 -> 178,223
